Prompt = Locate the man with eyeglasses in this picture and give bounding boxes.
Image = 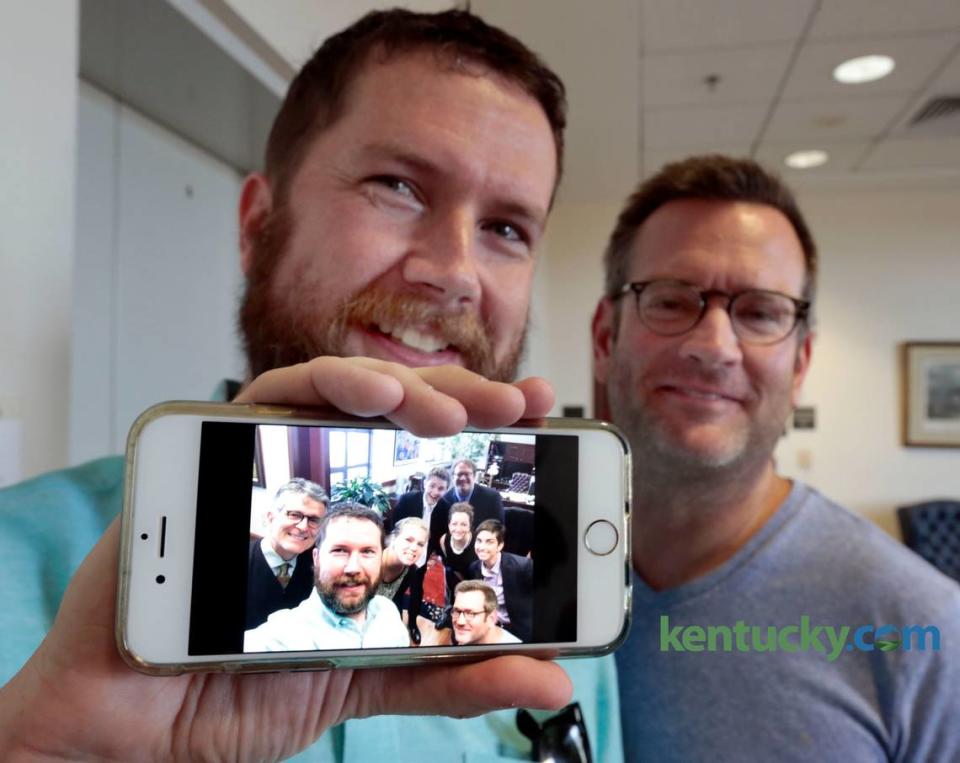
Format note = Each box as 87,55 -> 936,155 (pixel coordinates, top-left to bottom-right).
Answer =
245,503 -> 409,651
451,580 -> 520,645
444,458 -> 505,528
593,155 -> 960,761
246,478 -> 329,629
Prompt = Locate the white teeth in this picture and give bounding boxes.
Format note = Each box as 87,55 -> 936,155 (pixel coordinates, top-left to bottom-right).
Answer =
684,389 -> 722,400
383,325 -> 448,353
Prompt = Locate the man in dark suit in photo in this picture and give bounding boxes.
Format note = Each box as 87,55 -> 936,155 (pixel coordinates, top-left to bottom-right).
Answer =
468,519 -> 532,642
391,466 -> 451,561
444,458 -> 505,528
246,478 -> 329,629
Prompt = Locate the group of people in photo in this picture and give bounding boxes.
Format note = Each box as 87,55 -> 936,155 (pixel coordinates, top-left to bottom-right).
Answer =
244,458 -> 534,652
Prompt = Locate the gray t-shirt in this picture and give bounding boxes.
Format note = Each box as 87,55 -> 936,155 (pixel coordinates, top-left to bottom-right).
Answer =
618,481 -> 960,762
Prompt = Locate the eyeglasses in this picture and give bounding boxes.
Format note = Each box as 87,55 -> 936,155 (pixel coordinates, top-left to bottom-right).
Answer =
283,510 -> 321,529
615,279 -> 810,346
452,607 -> 488,621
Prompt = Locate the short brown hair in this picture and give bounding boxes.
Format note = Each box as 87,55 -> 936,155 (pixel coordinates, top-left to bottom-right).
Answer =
265,9 -> 566,203
604,155 -> 818,308
426,466 -> 451,486
316,502 -> 385,549
475,518 -> 505,545
448,501 -> 474,527
453,458 -> 477,475
455,579 -> 497,614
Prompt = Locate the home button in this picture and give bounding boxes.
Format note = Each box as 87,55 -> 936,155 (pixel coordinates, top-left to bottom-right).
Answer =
584,520 -> 618,556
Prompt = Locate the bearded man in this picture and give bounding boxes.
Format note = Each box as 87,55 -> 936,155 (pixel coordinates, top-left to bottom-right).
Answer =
0,10 -> 622,763
245,503 -> 409,651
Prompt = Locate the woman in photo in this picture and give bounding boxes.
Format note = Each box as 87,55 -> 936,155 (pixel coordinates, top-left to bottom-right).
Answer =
377,516 -> 429,603
439,502 -> 477,584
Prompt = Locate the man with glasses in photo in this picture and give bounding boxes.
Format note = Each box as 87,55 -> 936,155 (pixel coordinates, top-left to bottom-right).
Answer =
245,503 -> 409,651
246,478 -> 329,629
444,458 -> 505,527
593,154 -> 960,761
451,580 -> 521,645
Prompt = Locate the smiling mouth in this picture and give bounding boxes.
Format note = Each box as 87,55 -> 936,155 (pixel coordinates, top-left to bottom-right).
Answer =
373,321 -> 453,354
662,385 -> 740,403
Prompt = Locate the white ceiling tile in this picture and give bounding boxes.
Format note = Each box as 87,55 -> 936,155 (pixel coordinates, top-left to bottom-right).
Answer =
641,0 -> 815,51
763,95 -> 911,142
224,0 -> 453,66
781,34 -> 959,100
642,144 -> 752,177
809,0 -> 960,40
754,140 -> 870,173
644,44 -> 793,107
923,46 -> 960,92
644,104 -> 768,149
476,0 -> 641,206
860,136 -> 960,170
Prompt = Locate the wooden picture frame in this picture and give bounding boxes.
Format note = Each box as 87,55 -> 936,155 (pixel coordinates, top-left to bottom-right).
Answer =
903,342 -> 960,447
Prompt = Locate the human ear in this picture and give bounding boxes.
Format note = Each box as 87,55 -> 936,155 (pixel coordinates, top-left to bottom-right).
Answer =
592,297 -> 617,385
791,329 -> 815,407
238,173 -> 273,276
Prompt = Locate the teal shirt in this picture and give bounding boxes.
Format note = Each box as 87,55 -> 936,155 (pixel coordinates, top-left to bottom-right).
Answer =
0,457 -> 623,762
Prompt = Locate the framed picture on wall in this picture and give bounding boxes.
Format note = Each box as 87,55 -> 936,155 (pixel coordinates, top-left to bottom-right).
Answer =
903,342 -> 960,447
394,430 -> 420,465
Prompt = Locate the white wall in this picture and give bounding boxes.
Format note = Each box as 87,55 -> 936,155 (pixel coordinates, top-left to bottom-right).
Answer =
70,82 -> 247,465
532,183 -> 960,537
776,185 -> 960,537
0,2 -> 79,484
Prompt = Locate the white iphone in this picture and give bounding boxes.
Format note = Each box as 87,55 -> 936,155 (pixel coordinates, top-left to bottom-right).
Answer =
116,401 -> 631,674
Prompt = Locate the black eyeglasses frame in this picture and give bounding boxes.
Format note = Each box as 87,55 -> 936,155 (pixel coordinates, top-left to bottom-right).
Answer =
614,279 -> 811,346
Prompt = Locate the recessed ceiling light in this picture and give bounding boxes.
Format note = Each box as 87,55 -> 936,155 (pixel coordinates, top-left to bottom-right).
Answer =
833,54 -> 895,84
785,150 -> 829,169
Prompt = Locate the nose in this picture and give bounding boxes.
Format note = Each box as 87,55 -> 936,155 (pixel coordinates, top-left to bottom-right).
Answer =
678,302 -> 743,368
402,208 -> 481,307
344,550 -> 361,574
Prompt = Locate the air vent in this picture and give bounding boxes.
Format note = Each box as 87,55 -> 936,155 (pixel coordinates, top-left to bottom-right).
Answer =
905,96 -> 960,137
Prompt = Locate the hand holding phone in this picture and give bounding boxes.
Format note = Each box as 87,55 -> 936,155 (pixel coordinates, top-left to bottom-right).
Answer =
0,359 -> 572,762
118,401 -> 630,671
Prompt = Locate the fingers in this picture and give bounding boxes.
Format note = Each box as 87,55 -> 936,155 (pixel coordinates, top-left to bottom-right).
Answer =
349,360 -> 470,436
512,377 -> 556,420
234,358 -> 405,417
413,367 -> 525,430
344,656 -> 572,722
234,358 -> 552,437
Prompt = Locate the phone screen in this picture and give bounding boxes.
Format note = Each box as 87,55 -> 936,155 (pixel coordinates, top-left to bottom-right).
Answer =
187,422 -> 579,655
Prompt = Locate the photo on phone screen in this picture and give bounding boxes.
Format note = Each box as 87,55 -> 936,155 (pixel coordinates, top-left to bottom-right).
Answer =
187,422 -> 579,656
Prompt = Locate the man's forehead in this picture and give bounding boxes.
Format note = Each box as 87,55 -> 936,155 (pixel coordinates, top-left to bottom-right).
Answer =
324,516 -> 379,540
456,590 -> 483,606
627,199 -> 806,286
313,51 -> 555,213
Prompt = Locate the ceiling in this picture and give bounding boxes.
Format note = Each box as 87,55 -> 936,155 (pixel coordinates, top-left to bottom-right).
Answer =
213,0 -> 960,203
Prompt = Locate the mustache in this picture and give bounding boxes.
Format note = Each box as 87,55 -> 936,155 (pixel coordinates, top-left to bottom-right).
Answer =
334,573 -> 371,587
320,286 -> 499,378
